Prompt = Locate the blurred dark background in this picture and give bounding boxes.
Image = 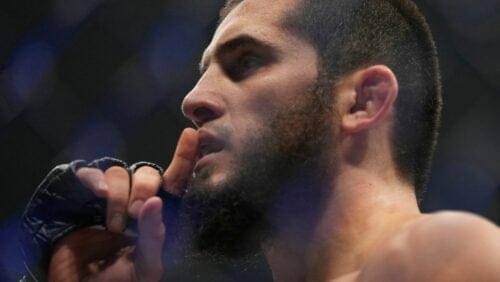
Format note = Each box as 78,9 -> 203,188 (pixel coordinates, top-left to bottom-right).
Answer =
0,0 -> 499,279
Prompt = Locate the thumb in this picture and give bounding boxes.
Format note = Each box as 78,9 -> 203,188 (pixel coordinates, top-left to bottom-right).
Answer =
136,197 -> 165,281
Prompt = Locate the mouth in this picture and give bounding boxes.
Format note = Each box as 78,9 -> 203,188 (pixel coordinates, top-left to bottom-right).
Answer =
194,129 -> 225,171
199,143 -> 220,159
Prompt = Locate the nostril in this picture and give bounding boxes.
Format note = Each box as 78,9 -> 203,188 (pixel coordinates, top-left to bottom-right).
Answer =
182,93 -> 224,127
193,106 -> 217,125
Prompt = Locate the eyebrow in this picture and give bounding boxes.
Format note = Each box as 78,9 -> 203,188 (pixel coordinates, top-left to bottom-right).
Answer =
199,34 -> 278,75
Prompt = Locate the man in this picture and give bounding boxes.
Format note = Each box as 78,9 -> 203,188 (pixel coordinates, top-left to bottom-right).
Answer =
20,0 -> 500,281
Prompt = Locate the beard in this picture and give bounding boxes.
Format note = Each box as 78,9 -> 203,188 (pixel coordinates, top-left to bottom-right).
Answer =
179,78 -> 336,260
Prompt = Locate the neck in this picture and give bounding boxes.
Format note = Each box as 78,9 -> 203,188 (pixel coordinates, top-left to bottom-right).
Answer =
262,167 -> 421,282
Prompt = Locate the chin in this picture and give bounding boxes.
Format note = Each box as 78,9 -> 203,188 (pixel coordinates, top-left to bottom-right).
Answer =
190,165 -> 233,193
181,169 -> 269,258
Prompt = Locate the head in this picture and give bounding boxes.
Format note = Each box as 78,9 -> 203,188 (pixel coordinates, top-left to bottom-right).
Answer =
180,0 -> 441,258
221,0 -> 442,197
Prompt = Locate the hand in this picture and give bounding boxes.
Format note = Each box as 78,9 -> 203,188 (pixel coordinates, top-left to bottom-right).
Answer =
48,128 -> 199,282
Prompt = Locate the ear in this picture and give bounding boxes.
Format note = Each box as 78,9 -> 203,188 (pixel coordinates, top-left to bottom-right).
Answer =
341,65 -> 398,133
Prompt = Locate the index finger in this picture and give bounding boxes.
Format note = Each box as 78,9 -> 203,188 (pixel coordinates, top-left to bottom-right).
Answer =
163,128 -> 198,196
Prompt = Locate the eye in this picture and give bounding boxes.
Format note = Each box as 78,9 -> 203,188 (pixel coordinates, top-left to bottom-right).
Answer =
229,53 -> 264,80
239,54 -> 262,72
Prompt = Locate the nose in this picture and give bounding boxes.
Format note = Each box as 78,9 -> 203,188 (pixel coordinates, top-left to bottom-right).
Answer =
182,75 -> 225,128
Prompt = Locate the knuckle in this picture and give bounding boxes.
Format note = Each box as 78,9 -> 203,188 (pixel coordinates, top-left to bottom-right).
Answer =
75,167 -> 91,175
76,168 -> 106,192
135,165 -> 161,177
132,179 -> 158,196
105,166 -> 129,177
134,173 -> 161,188
76,167 -> 101,179
133,171 -> 161,193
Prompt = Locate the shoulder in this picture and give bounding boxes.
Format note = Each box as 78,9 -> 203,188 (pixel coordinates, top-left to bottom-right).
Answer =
358,211 -> 500,282
409,211 -> 499,246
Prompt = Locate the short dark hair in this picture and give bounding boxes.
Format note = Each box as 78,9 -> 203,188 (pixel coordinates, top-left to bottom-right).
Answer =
220,0 -> 442,198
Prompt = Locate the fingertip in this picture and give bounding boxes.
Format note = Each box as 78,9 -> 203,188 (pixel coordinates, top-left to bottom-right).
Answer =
138,197 -> 165,243
183,127 -> 198,137
139,197 -> 163,219
180,128 -> 199,148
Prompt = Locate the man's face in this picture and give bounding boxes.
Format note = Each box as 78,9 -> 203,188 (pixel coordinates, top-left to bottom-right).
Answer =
182,0 -> 324,189
180,0 -> 335,256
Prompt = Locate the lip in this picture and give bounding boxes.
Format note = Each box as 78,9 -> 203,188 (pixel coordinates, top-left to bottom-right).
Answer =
194,129 -> 225,172
194,152 -> 220,173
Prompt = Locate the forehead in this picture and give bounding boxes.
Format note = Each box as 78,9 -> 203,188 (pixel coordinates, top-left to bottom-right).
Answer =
220,0 -> 298,30
202,0 -> 301,59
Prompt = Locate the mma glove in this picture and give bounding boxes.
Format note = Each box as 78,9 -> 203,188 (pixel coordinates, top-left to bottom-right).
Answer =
18,157 -> 176,282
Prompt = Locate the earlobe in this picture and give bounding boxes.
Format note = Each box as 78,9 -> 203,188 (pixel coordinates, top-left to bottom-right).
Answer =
341,65 -> 398,134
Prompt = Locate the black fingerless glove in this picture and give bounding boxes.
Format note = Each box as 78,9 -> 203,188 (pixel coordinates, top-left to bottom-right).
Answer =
19,158 -> 168,281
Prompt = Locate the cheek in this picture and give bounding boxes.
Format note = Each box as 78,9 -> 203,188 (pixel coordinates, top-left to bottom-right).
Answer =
224,61 -> 320,155
237,63 -> 318,116
228,115 -> 271,155
225,93 -> 279,149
